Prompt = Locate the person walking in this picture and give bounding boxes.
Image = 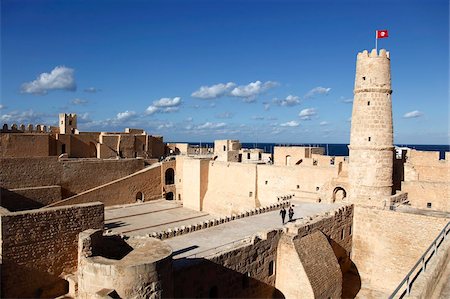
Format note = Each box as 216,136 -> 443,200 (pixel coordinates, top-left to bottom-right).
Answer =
279,207 -> 287,224
288,206 -> 294,222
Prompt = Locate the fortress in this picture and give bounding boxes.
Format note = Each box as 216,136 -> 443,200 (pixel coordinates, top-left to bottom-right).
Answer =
1,49 -> 449,299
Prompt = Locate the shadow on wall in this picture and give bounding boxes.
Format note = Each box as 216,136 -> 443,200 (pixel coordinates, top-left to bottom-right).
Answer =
173,258 -> 285,298
1,262 -> 69,298
329,239 -> 361,298
0,187 -> 45,211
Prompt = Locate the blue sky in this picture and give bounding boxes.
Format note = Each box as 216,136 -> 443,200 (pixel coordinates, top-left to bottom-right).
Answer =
1,0 -> 448,144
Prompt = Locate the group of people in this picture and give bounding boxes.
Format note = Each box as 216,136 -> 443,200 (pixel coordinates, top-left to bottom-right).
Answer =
279,206 -> 295,224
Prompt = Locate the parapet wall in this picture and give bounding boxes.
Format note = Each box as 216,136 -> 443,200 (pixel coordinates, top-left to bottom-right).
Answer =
0,157 -> 145,206
0,202 -> 104,298
1,123 -> 52,133
352,206 -> 449,297
173,204 -> 354,299
47,163 -> 162,207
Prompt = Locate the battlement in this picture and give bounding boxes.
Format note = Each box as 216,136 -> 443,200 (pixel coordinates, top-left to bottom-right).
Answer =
1,123 -> 52,133
357,49 -> 390,59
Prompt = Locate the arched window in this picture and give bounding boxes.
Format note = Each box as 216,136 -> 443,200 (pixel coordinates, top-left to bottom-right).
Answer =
285,155 -> 291,165
332,187 -> 347,203
165,168 -> 175,185
136,192 -> 144,202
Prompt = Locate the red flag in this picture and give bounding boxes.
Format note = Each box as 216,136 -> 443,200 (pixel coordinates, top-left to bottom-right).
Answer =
377,30 -> 389,39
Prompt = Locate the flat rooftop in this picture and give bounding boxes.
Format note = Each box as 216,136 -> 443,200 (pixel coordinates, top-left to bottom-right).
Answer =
106,200 -> 341,260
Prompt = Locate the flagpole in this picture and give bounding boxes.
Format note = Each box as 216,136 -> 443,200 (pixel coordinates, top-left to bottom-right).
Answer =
375,30 -> 378,51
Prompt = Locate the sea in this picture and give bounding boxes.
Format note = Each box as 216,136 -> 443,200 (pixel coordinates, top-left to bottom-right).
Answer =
187,142 -> 450,160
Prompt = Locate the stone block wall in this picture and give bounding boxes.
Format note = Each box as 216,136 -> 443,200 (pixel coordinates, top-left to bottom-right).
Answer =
0,202 -> 104,298
48,164 -> 162,207
352,206 -> 449,296
0,133 -> 52,157
173,204 -> 354,299
1,185 -> 61,211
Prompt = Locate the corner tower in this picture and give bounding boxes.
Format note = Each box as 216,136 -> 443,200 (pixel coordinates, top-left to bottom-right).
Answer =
348,49 -> 394,202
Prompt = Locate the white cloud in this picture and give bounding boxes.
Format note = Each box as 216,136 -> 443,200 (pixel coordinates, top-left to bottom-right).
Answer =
84,87 -> 100,93
273,94 -> 301,106
158,123 -> 174,130
320,121 -> 330,126
152,97 -> 181,107
186,117 -> 193,122
230,81 -> 278,99
403,110 -> 424,119
263,102 -> 271,111
191,82 -> 236,99
145,97 -> 181,115
72,98 -> 88,105
145,106 -> 159,115
304,86 -> 331,99
21,66 -> 76,95
116,110 -> 136,121
280,121 -> 300,127
341,97 -> 353,103
197,122 -> 226,129
0,110 -> 48,123
77,112 -> 92,123
0,104 -> 5,110
299,108 -> 317,120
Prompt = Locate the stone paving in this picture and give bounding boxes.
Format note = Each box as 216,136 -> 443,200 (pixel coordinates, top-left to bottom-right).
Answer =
105,200 -> 216,236
105,200 -> 340,259
163,201 -> 340,259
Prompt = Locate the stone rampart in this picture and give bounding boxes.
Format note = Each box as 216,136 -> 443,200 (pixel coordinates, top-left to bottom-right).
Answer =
1,185 -> 61,211
0,202 -> 104,298
352,206 -> 449,297
46,163 -> 162,207
0,157 -> 145,201
172,204 -> 354,299
149,200 -> 291,240
1,123 -> 51,133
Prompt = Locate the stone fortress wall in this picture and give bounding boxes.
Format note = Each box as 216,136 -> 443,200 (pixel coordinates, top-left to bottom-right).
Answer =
0,202 -> 104,298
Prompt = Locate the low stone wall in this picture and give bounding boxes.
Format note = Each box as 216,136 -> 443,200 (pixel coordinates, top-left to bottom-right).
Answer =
0,202 -> 104,298
1,185 -> 61,211
352,206 -> 449,297
147,200 -> 291,240
173,204 -> 354,299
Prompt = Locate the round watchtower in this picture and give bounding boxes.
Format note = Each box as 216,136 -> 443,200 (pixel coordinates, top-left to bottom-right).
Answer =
348,49 -> 394,202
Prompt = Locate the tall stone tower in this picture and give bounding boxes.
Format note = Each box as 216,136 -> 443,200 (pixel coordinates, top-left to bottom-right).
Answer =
59,113 -> 77,134
348,49 -> 394,202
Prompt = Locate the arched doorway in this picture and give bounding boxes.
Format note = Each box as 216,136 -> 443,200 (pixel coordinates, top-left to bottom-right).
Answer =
136,191 -> 144,202
286,155 -> 291,165
165,168 -> 175,185
333,187 -> 347,202
166,192 -> 174,201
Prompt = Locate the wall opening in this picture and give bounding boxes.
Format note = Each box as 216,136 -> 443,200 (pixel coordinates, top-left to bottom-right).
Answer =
165,168 -> 175,185
209,286 -> 218,298
368,137 -> 371,141
136,191 -> 144,202
427,202 -> 432,208
285,155 -> 291,165
247,152 -> 251,159
333,187 -> 347,202
249,192 -> 253,197
166,192 -> 174,201
61,144 -> 66,153
367,101 -> 370,106
242,273 -> 250,289
223,145 -> 226,151
268,260 -> 274,276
